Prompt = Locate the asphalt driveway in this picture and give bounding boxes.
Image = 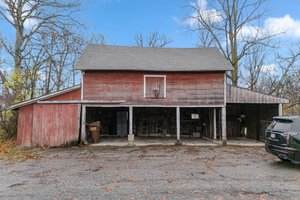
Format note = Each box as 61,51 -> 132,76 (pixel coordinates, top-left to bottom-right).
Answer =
0,146 -> 299,200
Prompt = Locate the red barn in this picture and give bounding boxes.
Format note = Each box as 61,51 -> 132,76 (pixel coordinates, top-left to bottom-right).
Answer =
11,45 -> 288,147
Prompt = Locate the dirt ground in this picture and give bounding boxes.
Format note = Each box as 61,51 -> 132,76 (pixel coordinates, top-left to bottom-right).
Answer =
0,145 -> 299,200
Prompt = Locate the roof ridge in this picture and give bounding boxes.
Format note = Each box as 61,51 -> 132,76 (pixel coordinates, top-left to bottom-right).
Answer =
87,44 -> 219,50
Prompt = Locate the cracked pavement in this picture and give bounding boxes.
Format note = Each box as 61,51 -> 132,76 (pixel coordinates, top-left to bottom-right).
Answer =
0,146 -> 299,200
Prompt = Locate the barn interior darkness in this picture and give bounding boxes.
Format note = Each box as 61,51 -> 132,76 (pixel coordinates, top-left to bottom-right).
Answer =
86,107 -> 129,139
85,107 -> 220,141
226,104 -> 279,140
134,107 -> 219,138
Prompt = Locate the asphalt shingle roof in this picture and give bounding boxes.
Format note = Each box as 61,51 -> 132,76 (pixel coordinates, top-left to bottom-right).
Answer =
74,44 -> 233,71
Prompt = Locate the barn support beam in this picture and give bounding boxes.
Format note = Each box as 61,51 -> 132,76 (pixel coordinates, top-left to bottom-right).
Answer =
128,106 -> 134,146
221,107 -> 227,146
176,107 -> 181,144
278,103 -> 283,116
213,108 -> 217,140
81,105 -> 87,144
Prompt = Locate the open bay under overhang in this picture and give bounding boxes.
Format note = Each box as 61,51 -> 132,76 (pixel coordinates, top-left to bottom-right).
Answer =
81,105 -> 226,145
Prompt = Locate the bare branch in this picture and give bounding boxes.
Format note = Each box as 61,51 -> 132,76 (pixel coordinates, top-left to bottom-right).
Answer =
186,0 -> 280,86
134,32 -> 172,48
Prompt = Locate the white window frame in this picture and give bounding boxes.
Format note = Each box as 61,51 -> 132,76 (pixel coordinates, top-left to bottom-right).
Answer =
144,75 -> 167,98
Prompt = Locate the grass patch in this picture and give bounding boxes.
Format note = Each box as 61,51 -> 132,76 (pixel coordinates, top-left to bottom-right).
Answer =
0,139 -> 45,162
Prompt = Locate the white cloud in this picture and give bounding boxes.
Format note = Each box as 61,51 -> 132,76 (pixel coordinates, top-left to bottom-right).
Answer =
261,64 -> 276,75
0,1 -> 38,29
238,15 -> 300,39
264,15 -> 300,37
238,25 -> 260,39
187,0 -> 223,27
184,0 -> 300,39
38,72 -> 47,81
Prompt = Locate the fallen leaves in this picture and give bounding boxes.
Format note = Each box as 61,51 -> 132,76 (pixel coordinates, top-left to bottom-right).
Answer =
0,140 -> 45,162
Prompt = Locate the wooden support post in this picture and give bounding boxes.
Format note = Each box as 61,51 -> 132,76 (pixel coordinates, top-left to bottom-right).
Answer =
278,104 -> 283,116
222,74 -> 227,146
128,106 -> 134,146
81,71 -> 84,100
221,107 -> 227,146
81,105 -> 87,144
129,106 -> 133,134
176,107 -> 181,144
213,108 -> 217,140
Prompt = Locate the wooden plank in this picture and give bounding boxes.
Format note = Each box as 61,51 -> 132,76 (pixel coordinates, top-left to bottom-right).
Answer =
47,88 -> 81,101
221,107 -> 227,142
129,106 -> 133,135
17,104 -> 33,147
278,104 -> 283,116
176,107 -> 180,142
32,104 -> 80,147
226,85 -> 289,104
213,108 -> 217,140
81,105 -> 87,144
83,71 -> 225,106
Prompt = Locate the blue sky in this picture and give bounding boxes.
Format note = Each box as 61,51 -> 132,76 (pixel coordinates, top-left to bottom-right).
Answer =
1,0 -> 300,48
1,0 -> 300,69
79,0 -> 300,48
80,0 -> 191,47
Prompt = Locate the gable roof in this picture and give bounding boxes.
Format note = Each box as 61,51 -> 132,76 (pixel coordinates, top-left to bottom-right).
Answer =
74,44 -> 233,72
226,85 -> 289,104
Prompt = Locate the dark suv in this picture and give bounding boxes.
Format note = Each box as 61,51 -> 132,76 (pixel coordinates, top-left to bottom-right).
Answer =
265,116 -> 300,162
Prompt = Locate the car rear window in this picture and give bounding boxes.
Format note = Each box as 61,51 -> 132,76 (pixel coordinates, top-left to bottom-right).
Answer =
269,119 -> 293,131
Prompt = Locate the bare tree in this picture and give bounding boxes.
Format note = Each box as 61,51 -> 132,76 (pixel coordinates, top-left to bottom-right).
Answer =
241,44 -> 270,90
258,47 -> 300,97
34,28 -> 85,94
135,32 -> 172,48
0,0 -> 81,70
89,33 -> 106,45
0,0 -> 84,138
248,44 -> 300,113
0,0 -> 82,99
187,0 -> 280,86
197,29 -> 216,48
23,44 -> 48,98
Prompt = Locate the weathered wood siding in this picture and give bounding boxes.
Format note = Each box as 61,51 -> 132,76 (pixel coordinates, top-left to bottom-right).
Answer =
17,104 -> 33,147
83,71 -> 225,106
227,85 -> 289,104
31,104 -> 80,146
47,88 -> 81,101
17,88 -> 81,147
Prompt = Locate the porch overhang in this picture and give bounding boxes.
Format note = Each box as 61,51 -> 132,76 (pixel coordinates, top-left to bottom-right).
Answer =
226,85 -> 289,104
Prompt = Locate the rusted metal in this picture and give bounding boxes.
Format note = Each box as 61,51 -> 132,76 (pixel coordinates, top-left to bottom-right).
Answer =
87,121 -> 101,143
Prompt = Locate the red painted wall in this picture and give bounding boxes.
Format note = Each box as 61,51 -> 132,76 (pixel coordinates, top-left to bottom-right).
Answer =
17,104 -> 33,147
47,88 -> 81,101
32,104 -> 80,146
83,71 -> 225,106
17,88 -> 81,147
